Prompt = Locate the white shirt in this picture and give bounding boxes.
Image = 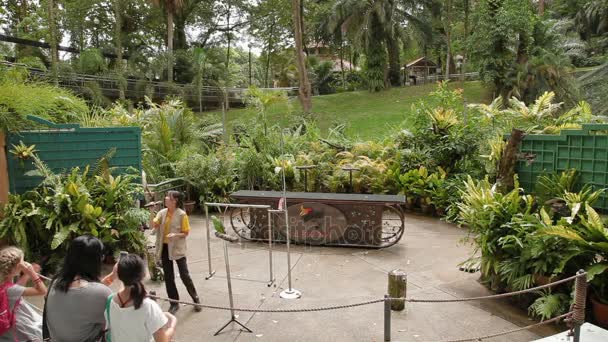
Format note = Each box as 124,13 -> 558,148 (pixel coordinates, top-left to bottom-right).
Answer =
105,296 -> 168,342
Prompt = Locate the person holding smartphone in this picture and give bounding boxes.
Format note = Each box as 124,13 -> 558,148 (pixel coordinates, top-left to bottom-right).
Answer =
152,191 -> 201,314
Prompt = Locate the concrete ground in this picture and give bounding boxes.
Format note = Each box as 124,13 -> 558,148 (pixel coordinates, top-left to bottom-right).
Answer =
143,213 -> 564,342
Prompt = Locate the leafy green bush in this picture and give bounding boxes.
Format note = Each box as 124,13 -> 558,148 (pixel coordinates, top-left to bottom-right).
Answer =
175,149 -> 237,203
0,154 -> 147,273
457,176 -> 535,289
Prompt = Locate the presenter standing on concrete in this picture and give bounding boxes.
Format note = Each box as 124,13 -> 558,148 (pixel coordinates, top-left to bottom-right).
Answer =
153,190 -> 201,314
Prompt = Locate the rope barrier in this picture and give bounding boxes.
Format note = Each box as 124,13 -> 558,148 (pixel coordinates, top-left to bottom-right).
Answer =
147,294 -> 386,312
406,273 -> 583,303
431,312 -> 572,342
32,271 -> 586,341
145,272 -> 585,313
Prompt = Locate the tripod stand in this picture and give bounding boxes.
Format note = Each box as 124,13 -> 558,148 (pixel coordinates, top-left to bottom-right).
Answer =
213,233 -> 253,336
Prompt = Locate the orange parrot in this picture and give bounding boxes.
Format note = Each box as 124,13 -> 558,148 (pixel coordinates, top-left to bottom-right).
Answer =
300,205 -> 313,216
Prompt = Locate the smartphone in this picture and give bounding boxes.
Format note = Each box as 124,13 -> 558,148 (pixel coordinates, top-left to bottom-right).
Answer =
119,251 -> 128,261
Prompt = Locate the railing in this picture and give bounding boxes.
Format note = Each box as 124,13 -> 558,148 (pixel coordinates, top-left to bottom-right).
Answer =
0,61 -> 298,104
405,72 -> 480,85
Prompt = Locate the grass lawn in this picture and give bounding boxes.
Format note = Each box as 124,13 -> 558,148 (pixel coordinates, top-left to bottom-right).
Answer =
204,81 -> 492,141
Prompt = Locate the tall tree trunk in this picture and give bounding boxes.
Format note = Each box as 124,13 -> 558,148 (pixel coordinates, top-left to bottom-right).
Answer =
367,13 -> 388,91
0,132 -> 8,208
48,0 -> 58,85
114,0 -> 125,101
300,0 -> 307,54
174,13 -> 188,50
340,36 -> 345,87
265,18 -> 275,88
387,35 -> 401,87
444,0 -> 452,79
538,0 -> 545,15
464,0 -> 469,67
225,1 -> 232,109
20,0 -> 28,32
167,11 -> 174,82
225,0 -> 232,69
349,45 -> 353,72
292,0 -> 312,113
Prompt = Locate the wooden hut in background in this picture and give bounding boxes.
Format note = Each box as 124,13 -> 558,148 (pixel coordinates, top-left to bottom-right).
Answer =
404,57 -> 439,85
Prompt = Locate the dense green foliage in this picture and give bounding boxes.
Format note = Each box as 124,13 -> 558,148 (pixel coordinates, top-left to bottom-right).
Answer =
1,0 -> 606,109
457,171 -> 608,318
2,0 -> 608,325
0,153 -> 148,273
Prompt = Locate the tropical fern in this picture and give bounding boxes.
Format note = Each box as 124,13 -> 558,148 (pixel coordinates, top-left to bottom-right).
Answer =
529,292 -> 570,321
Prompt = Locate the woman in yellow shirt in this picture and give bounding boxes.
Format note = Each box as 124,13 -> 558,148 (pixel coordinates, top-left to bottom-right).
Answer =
152,191 -> 201,314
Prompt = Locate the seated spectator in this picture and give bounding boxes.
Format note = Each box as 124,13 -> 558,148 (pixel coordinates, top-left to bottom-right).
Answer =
105,254 -> 177,342
0,246 -> 47,342
44,236 -> 117,342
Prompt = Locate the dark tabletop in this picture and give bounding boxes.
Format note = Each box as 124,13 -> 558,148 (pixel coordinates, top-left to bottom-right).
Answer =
230,190 -> 406,204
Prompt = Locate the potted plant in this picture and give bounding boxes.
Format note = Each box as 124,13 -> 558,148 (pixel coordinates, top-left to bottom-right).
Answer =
421,168 -> 446,216
430,185 -> 450,216
543,201 -> 608,327
590,272 -> 608,327
399,166 -> 427,210
184,184 -> 196,215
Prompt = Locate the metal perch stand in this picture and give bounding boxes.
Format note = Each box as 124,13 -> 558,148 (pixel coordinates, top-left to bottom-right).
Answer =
204,202 -> 271,280
278,131 -> 302,300
213,231 -> 253,336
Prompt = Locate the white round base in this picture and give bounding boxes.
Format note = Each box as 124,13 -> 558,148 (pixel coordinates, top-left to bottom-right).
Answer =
279,288 -> 302,299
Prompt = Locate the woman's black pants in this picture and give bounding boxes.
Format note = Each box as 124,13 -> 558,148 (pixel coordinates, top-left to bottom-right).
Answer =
161,244 -> 199,301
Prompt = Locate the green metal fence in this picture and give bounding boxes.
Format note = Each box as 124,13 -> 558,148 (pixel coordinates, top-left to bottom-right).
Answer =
516,124 -> 608,211
6,116 -> 142,194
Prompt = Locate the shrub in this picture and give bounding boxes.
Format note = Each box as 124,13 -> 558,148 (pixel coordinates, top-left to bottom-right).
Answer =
0,153 -> 147,273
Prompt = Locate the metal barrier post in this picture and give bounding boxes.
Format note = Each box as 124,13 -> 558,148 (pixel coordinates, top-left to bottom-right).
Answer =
266,209 -> 277,287
572,270 -> 588,342
279,202 -> 302,299
384,295 -> 391,341
204,204 -> 216,280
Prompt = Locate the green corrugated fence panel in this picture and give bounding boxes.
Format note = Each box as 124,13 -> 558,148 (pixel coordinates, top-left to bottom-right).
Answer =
6,118 -> 142,194
515,124 -> 608,211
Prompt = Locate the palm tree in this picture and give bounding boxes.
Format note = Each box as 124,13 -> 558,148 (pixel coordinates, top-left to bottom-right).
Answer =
150,0 -> 185,82
47,0 -> 59,85
292,0 -> 312,113
189,47 -> 216,113
331,0 -> 394,91
331,0 -> 424,90
113,0 -> 125,100
575,0 -> 608,39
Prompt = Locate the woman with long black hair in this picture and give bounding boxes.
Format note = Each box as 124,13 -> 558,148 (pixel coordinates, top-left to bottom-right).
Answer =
45,235 -> 117,342
152,190 -> 201,314
105,254 -> 177,342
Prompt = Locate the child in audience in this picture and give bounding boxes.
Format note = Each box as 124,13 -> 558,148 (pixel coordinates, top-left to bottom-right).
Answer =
105,254 -> 177,342
0,246 -> 47,342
